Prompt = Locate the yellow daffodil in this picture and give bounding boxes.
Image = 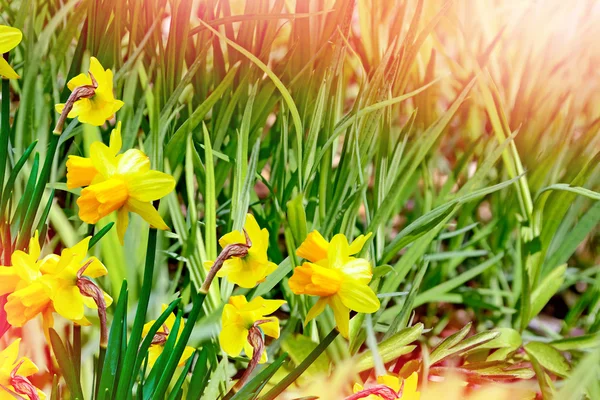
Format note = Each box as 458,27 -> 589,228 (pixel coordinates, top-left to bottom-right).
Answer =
219,295 -> 285,363
289,233 -> 379,338
352,372 -> 420,400
0,25 -> 22,79
142,304 -> 195,368
0,233 -> 54,330
55,57 -> 124,126
66,122 -> 176,244
0,339 -> 46,399
205,214 -> 277,288
39,236 -> 112,325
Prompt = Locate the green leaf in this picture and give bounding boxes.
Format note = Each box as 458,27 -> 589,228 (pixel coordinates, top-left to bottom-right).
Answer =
281,334 -> 330,375
529,264 -> 567,322
356,323 -> 423,372
49,329 -> 84,400
525,341 -> 570,378
550,334 -> 600,352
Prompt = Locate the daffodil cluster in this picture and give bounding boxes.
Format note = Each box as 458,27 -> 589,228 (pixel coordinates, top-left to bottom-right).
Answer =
289,231 -> 380,338
0,233 -> 111,333
66,122 -> 176,244
206,214 -> 284,365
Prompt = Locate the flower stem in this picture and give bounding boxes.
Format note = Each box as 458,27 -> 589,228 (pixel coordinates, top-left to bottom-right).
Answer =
223,324 -> 266,400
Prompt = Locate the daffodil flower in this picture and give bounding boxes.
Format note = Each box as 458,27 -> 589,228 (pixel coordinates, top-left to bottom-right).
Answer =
0,25 -> 22,79
351,372 -> 420,400
289,233 -> 380,338
55,57 -> 124,126
66,122 -> 176,244
0,233 -> 54,330
219,295 -> 285,363
0,339 -> 46,399
142,304 -> 195,368
205,214 -> 277,288
39,236 -> 112,326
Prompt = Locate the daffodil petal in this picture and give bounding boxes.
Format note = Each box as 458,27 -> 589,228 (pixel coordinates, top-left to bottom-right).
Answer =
147,345 -> 163,369
126,198 -> 169,230
90,141 -> 118,178
348,232 -> 372,255
258,316 -> 280,339
179,346 -> 195,367
117,149 -> 150,175
82,256 -> 108,278
0,25 -> 23,53
305,297 -> 327,325
53,286 -> 85,321
127,170 -> 176,201
338,279 -> 380,314
109,122 -> 122,154
67,72 -> 92,91
340,258 -> 372,283
330,295 -> 350,338
219,324 -> 247,358
116,207 -> 129,245
0,56 -> 19,79
15,357 -> 39,377
328,234 -> 350,270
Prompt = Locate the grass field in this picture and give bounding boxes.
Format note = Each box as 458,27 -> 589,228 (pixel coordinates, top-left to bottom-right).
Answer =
0,0 -> 599,399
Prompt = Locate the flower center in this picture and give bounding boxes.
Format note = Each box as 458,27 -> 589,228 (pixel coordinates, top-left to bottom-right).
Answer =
288,263 -> 343,297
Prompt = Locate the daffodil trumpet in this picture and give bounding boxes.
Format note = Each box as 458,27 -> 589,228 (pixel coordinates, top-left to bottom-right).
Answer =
53,71 -> 98,134
200,229 -> 251,293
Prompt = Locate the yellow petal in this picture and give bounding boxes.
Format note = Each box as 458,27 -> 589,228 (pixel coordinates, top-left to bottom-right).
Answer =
53,286 -> 85,321
109,122 -> 122,154
67,72 -> 92,91
258,316 -> 280,339
147,345 -> 163,369
341,258 -> 372,284
68,98 -> 92,118
244,340 -> 268,364
116,207 -> 129,245
0,25 -> 23,53
0,56 -> 19,79
126,198 -> 169,230
296,231 -> 329,262
244,214 -> 268,252
258,298 -> 286,316
15,357 -> 39,377
348,232 -> 372,255
218,230 -> 246,248
328,234 -> 350,269
305,298 -> 327,325
338,279 -> 380,314
402,372 -> 420,398
219,324 -> 247,357
116,149 -> 150,175
88,57 -> 108,89
179,346 -> 195,367
90,141 -> 118,178
82,256 -> 108,278
330,295 -> 350,338
127,170 -> 176,202
377,374 -> 402,393
0,339 -> 21,369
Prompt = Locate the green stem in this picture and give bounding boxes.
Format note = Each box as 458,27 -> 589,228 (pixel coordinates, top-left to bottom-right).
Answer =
115,227 -> 158,398
16,133 -> 60,250
0,58 -> 10,208
260,329 -> 339,400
